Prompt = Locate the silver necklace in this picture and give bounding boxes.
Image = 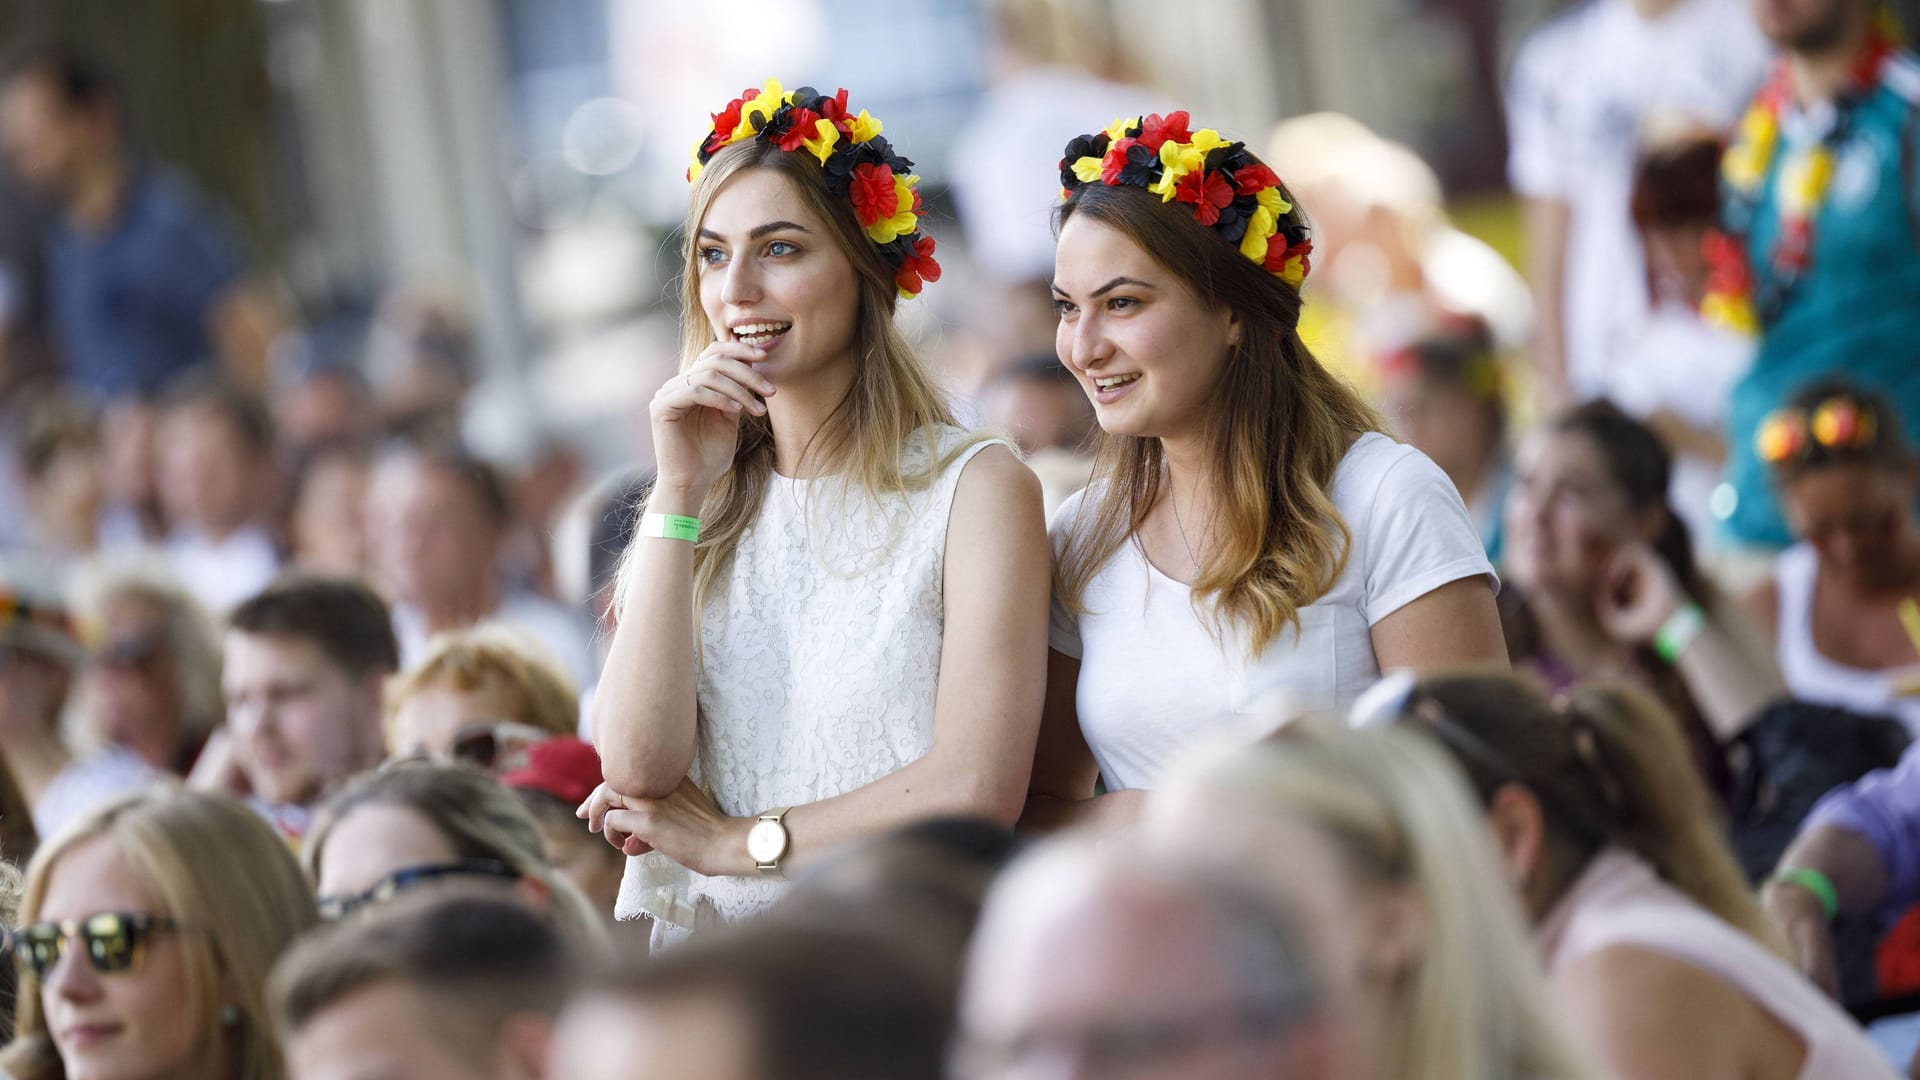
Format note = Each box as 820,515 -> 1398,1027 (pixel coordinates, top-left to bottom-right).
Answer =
1167,484 -> 1202,572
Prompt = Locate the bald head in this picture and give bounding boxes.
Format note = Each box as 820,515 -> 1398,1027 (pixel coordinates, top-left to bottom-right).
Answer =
955,841 -> 1327,1080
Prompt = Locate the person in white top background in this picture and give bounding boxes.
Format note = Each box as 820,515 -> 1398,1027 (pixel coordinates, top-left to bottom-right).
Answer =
1024,111 -> 1506,832
1507,0 -> 1770,409
581,81 -> 1048,944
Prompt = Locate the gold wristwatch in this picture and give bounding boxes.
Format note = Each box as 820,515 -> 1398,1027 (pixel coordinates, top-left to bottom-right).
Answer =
747,806 -> 792,878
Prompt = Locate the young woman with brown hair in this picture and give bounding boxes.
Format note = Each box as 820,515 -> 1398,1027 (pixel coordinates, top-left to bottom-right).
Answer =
1360,670 -> 1895,1080
1026,112 -> 1505,829
581,83 -> 1049,943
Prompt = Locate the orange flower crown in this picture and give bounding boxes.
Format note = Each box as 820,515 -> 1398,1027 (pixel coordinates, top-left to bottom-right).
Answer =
689,79 -> 940,299
1756,396 -> 1882,466
1058,112 -> 1313,287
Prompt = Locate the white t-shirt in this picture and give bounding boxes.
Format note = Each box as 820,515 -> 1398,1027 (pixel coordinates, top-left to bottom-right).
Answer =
166,523 -> 281,616
1506,0 -> 1769,397
1049,434 -> 1495,790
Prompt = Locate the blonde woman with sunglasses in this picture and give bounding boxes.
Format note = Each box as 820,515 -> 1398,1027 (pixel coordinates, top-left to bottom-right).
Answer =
0,787 -> 316,1080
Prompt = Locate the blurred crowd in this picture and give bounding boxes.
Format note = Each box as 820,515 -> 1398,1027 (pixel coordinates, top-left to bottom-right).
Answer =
6,0 -> 1920,1078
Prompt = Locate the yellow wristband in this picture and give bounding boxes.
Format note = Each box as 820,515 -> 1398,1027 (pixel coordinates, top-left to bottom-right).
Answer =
640,513 -> 700,543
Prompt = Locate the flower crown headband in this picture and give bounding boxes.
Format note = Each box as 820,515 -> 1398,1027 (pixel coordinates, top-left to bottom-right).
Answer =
689,79 -> 940,299
1058,111 -> 1313,287
1756,396 -> 1881,466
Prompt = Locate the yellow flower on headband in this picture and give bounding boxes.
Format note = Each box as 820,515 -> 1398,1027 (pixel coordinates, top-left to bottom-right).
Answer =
800,119 -> 839,165
849,110 -> 883,144
1105,116 -> 1141,143
734,78 -> 788,140
1070,156 -> 1104,184
865,173 -> 921,244
1239,206 -> 1281,263
1148,130 -> 1230,202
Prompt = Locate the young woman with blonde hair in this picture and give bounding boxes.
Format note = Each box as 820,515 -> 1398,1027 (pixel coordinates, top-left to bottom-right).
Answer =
303,762 -> 607,943
1144,721 -> 1599,1080
1359,671 -> 1895,1079
581,82 -> 1049,943
0,788 -> 317,1080
1027,112 -> 1504,830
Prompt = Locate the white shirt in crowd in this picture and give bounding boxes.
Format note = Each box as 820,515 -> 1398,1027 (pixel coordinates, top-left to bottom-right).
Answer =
393,592 -> 598,692
166,523 -> 281,616
1506,0 -> 1770,398
1604,299 -> 1754,549
1049,433 -> 1496,791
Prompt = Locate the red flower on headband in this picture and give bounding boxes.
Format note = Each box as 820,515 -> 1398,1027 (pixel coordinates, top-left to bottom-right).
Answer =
818,87 -> 851,126
1266,236 -> 1314,276
849,163 -> 899,227
896,234 -> 942,295
1232,163 -> 1280,195
1102,138 -> 1156,186
773,106 -> 822,152
1138,111 -> 1192,152
1176,168 -> 1236,226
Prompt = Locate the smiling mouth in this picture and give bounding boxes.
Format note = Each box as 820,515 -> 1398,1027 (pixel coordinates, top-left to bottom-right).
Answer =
732,322 -> 792,347
1094,373 -> 1141,391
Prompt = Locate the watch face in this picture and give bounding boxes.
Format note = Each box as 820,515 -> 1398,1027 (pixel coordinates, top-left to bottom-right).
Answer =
747,819 -> 787,864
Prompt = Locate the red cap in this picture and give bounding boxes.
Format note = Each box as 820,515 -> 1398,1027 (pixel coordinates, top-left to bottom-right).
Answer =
501,736 -> 604,806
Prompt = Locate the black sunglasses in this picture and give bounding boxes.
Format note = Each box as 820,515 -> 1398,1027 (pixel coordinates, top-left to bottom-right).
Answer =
14,912 -> 184,979
316,858 -> 521,920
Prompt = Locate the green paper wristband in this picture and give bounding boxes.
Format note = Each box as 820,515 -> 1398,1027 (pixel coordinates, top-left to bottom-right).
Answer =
1653,602 -> 1706,665
1772,866 -> 1839,922
641,513 -> 701,543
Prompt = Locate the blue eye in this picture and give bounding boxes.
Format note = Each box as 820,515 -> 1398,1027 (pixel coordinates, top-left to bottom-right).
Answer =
698,247 -> 727,266
766,240 -> 798,257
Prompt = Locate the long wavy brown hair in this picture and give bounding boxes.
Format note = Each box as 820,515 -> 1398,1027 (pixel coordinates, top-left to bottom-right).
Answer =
1053,181 -> 1384,656
618,138 -> 979,612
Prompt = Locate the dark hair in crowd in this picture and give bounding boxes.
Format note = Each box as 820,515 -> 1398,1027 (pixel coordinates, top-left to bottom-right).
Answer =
1412,672 -> 1776,948
1629,137 -> 1724,232
271,892 -> 575,1054
383,439 -> 514,530
1,42 -> 119,114
163,373 -> 276,457
587,923 -> 949,1080
1052,181 -> 1386,656
228,575 -> 399,679
1387,320 -> 1506,440
1773,376 -> 1916,482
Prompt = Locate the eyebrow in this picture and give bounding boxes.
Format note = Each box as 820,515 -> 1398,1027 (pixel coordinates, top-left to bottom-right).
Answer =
1050,275 -> 1156,298
697,220 -> 812,243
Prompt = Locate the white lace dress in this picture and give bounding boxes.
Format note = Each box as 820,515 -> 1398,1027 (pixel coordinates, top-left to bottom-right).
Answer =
614,425 -> 1003,943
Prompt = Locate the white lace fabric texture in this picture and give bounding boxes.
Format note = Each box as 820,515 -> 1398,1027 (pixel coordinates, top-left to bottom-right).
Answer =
614,426 -> 1002,944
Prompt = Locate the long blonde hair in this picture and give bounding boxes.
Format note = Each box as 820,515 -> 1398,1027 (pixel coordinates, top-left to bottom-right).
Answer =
1052,182 -> 1384,657
618,138 -> 981,614
0,788 -> 318,1080
302,763 -> 609,945
1416,672 -> 1780,951
1158,724 -> 1602,1080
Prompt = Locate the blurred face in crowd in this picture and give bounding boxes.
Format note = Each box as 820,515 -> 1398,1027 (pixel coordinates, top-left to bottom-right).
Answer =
100,401 -> 159,510
24,436 -> 106,548
549,990 -> 757,1080
1752,0 -> 1865,52
386,675 -> 528,762
0,71 -> 107,199
84,595 -> 186,770
1382,374 -> 1500,495
1642,223 -> 1714,307
292,453 -> 370,575
1782,461 -> 1920,590
1144,786 -> 1423,1077
287,979 -> 547,1080
958,862 -> 1327,1080
695,166 -> 861,391
222,631 -> 384,808
1504,430 -> 1647,597
1052,213 -> 1239,443
0,641 -> 74,737
976,369 -> 1095,456
275,371 -> 370,453
157,403 -> 262,537
314,801 -> 461,912
368,456 -> 502,614
30,834 -> 218,1080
